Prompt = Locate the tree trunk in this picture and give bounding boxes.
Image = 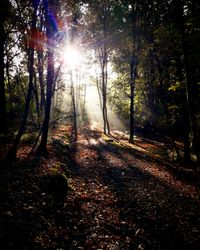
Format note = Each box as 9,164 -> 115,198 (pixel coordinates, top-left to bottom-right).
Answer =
175,53 -> 191,162
100,4 -> 110,135
37,12 -> 46,113
37,50 -> 46,112
70,70 -> 77,131
37,0 -> 56,153
104,52 -> 110,134
0,0 -> 8,132
102,67 -> 107,134
7,3 -> 38,161
101,45 -> 110,134
183,116 -> 191,163
129,55 -> 137,143
33,69 -> 40,119
6,60 -> 14,119
177,1 -> 200,169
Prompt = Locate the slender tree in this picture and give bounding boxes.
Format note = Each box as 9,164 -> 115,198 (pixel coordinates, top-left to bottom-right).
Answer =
129,54 -> 138,143
7,0 -> 39,161
37,0 -> 57,153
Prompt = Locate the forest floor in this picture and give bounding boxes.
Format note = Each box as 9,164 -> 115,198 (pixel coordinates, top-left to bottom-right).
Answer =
0,122 -> 200,249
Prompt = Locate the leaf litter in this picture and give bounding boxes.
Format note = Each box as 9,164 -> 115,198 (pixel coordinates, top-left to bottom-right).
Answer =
0,123 -> 200,249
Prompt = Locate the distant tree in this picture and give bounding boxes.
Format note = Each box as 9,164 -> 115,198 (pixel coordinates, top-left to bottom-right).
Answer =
86,0 -> 115,134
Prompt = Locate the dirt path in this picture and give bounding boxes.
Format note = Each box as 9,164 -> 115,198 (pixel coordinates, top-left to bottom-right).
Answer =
66,125 -> 200,249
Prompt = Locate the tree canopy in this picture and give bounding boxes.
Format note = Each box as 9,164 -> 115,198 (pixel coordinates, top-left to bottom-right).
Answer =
0,0 -> 199,167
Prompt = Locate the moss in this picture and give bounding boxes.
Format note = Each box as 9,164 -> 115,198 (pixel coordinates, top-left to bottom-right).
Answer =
49,161 -> 71,177
101,134 -> 111,141
21,133 -> 38,144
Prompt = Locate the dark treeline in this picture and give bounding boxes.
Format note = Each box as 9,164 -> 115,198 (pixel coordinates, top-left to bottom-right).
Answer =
0,0 -> 200,169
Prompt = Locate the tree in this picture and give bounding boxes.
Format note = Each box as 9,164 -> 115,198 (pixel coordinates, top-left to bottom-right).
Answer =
0,0 -> 10,132
86,0 -> 115,134
7,0 -> 39,161
37,0 -> 58,153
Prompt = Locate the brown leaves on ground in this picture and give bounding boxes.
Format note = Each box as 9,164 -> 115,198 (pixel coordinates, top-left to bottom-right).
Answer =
0,124 -> 200,249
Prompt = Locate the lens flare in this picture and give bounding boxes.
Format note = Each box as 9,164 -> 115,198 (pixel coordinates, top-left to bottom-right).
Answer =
62,46 -> 80,68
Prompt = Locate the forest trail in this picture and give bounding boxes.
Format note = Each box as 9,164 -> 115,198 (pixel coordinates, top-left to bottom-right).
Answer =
65,124 -> 200,249
1,123 -> 200,249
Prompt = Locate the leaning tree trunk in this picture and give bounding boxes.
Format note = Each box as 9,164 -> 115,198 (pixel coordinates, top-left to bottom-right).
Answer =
6,1 -> 38,161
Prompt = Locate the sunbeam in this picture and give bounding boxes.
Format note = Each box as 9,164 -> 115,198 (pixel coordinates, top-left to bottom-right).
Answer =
62,46 -> 81,69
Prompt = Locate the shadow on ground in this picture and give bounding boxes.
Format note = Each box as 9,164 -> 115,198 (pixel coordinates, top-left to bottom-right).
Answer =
0,125 -> 199,249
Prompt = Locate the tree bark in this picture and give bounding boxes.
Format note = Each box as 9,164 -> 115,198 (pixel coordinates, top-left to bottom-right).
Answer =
129,55 -> 137,143
33,69 -> 40,119
70,70 -> 77,131
0,0 -> 9,132
37,0 -> 56,153
37,50 -> 46,112
5,60 -> 14,118
100,2 -> 110,135
176,1 -> 200,169
175,53 -> 191,162
7,2 -> 38,161
101,41 -> 110,134
37,13 -> 46,112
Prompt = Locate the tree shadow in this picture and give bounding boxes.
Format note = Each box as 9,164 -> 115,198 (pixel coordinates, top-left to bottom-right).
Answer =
107,132 -> 200,189
67,127 -> 200,249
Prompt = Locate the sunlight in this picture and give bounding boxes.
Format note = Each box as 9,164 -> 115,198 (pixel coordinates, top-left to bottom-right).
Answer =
85,84 -> 103,125
62,46 -> 81,68
84,83 -> 126,133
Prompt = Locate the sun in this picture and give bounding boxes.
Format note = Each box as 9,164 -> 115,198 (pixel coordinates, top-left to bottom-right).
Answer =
62,46 -> 81,68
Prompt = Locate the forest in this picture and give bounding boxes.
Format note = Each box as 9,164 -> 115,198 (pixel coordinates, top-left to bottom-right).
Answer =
0,0 -> 200,249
